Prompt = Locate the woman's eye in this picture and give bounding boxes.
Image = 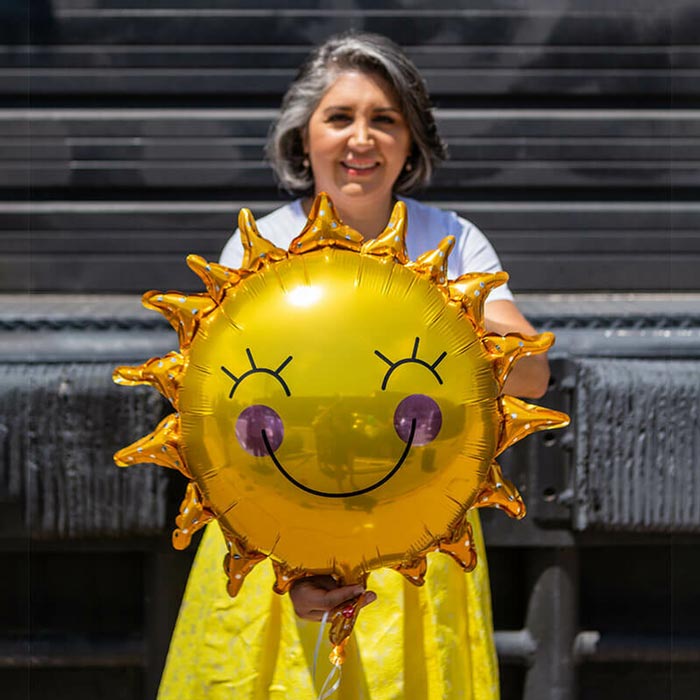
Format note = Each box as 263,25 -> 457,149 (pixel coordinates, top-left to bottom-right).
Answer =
373,115 -> 395,125
326,113 -> 351,124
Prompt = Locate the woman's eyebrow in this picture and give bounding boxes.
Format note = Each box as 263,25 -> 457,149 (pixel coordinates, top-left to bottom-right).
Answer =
321,105 -> 400,113
321,105 -> 353,113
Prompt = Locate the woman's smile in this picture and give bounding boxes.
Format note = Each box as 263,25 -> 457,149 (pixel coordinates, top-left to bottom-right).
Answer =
341,157 -> 381,176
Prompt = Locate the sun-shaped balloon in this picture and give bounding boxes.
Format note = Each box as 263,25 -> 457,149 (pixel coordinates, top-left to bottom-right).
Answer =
114,193 -> 569,659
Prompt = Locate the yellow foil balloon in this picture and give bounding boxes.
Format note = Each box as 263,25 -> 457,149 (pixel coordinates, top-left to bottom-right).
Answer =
114,193 -> 569,659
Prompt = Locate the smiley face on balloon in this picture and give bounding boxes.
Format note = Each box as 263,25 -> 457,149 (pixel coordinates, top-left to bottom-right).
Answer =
227,337 -> 444,497
113,192 -> 568,653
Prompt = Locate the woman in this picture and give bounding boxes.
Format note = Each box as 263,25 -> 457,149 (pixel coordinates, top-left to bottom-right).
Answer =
159,32 -> 548,700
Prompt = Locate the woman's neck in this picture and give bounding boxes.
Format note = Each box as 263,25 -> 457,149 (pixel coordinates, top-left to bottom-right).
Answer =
302,193 -> 396,240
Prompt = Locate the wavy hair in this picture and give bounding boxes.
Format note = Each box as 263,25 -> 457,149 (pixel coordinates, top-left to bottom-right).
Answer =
266,32 -> 447,196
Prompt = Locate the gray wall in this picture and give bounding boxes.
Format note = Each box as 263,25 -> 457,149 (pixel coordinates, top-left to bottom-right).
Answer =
1,0 -> 699,293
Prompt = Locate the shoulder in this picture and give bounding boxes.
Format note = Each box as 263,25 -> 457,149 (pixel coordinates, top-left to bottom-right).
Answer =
399,196 -> 478,258
255,199 -> 306,240
399,196 -> 484,243
400,197 -> 513,301
219,200 -> 305,268
400,197 -> 461,234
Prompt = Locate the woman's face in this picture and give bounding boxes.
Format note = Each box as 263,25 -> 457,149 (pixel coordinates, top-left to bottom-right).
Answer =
303,70 -> 412,215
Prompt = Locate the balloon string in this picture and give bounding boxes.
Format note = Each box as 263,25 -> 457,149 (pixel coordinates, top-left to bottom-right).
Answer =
312,611 -> 329,685
313,611 -> 342,700
318,663 -> 342,700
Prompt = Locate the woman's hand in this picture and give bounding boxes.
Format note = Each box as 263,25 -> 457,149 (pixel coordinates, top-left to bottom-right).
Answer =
289,575 -> 377,622
484,299 -> 551,399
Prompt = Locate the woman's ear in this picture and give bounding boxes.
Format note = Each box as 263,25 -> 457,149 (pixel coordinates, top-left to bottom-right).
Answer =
301,127 -> 309,155
403,145 -> 415,172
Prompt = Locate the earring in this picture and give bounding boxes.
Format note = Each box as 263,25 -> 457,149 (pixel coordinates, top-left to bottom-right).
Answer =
302,156 -> 310,169
404,161 -> 413,172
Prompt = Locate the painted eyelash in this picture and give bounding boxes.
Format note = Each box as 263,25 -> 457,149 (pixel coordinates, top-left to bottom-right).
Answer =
221,348 -> 293,398
374,337 -> 447,391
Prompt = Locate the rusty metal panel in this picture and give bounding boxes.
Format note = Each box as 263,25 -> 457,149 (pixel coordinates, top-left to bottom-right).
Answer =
573,358 -> 700,532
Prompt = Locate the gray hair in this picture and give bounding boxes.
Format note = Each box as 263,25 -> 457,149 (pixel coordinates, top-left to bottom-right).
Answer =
266,32 -> 447,196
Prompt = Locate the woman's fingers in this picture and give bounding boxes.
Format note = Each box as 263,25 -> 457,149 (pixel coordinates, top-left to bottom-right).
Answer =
308,589 -> 378,622
291,579 -> 363,619
321,583 -> 366,609
356,590 -> 377,610
290,576 -> 378,621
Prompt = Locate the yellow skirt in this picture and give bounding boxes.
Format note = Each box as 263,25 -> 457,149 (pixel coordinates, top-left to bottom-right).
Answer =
158,511 -> 499,700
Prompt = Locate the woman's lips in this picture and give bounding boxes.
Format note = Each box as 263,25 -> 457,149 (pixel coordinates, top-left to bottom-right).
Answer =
341,161 -> 379,175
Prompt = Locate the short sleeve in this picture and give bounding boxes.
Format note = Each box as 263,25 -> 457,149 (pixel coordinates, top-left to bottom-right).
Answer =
218,200 -> 305,268
219,231 -> 243,268
454,217 -> 514,303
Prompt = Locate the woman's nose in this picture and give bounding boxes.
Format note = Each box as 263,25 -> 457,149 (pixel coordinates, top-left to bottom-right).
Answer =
349,119 -> 372,148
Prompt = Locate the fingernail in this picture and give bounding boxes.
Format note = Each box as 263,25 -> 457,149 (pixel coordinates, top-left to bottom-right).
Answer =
365,592 -> 377,604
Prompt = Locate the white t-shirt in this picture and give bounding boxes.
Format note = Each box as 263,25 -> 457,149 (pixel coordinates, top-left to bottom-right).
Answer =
220,197 -> 513,303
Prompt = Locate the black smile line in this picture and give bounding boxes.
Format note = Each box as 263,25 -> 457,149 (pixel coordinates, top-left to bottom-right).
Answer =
262,419 -> 417,499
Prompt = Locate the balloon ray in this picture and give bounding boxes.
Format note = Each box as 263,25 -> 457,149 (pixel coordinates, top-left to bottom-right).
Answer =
112,351 -> 185,408
437,519 -> 477,572
271,560 -> 312,594
172,481 -> 215,550
474,462 -> 526,519
393,554 -> 429,586
483,331 -> 555,388
497,395 -> 571,456
449,271 -> 509,327
361,200 -> 409,263
407,235 -> 455,285
186,254 -> 240,303
222,538 -> 268,597
329,593 -> 366,657
142,290 -> 216,349
290,192 -> 363,256
113,413 -> 190,477
238,208 -> 288,271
